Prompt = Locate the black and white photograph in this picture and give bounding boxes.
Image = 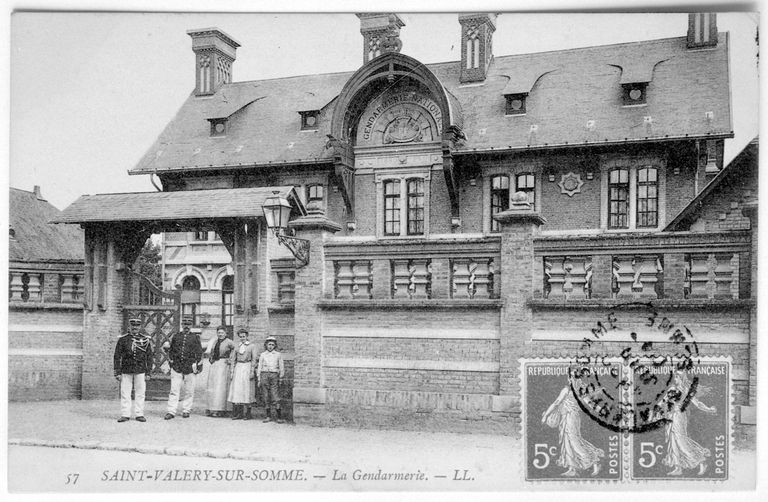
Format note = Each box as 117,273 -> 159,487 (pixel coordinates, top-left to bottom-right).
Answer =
4,1 -> 763,499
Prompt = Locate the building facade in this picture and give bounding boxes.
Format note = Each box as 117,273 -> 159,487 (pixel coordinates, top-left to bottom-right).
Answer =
56,13 -> 756,438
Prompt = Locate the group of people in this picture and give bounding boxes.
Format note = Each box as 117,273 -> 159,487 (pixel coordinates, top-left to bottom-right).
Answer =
113,316 -> 285,424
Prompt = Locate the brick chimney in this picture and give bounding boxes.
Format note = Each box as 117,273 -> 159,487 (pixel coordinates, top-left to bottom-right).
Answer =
459,13 -> 497,83
187,28 -> 240,96
687,13 -> 718,49
32,185 -> 45,201
357,13 -> 405,64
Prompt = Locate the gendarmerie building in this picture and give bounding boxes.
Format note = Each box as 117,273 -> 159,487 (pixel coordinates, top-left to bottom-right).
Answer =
55,13 -> 756,437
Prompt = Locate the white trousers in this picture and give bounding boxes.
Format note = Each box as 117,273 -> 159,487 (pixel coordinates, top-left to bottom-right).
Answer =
120,373 -> 146,418
166,369 -> 196,415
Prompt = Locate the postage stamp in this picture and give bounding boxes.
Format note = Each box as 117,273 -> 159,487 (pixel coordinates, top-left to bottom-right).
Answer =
628,359 -> 731,481
522,358 -> 625,482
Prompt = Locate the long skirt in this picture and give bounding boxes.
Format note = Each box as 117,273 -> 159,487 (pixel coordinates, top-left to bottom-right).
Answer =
207,359 -> 231,412
227,362 -> 256,404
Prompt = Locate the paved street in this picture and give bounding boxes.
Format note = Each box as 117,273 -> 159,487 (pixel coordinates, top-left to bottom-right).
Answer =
7,399 -> 756,492
8,399 -> 517,491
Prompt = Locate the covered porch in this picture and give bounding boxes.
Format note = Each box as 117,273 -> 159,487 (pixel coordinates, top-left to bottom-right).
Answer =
53,186 -> 307,402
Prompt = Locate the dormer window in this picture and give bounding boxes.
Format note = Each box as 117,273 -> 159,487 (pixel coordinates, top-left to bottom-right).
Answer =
300,111 -> 320,130
209,118 -> 227,137
505,93 -> 527,115
622,83 -> 647,106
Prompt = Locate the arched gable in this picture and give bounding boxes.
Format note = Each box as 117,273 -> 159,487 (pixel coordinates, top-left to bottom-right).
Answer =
328,52 -> 464,216
331,52 -> 462,144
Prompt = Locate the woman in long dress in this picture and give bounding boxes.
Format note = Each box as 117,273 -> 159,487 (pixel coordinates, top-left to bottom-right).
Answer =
542,386 -> 605,477
228,328 -> 258,420
662,371 -> 717,476
206,326 -> 235,417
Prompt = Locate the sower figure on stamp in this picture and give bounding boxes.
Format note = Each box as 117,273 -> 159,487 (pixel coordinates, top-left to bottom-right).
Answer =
113,317 -> 153,423
228,328 -> 258,420
542,387 -> 605,477
163,315 -> 203,420
258,336 -> 285,423
206,326 -> 236,417
662,371 -> 717,476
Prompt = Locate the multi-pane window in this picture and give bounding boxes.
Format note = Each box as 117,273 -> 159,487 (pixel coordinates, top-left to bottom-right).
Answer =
490,175 -> 510,232
516,173 -> 536,207
406,179 -> 425,235
383,180 -> 401,236
636,167 -> 658,228
181,275 -> 201,326
306,184 -> 324,205
608,169 -> 630,229
193,231 -> 208,241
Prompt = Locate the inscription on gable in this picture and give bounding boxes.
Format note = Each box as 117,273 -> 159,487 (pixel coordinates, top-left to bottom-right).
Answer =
357,93 -> 443,147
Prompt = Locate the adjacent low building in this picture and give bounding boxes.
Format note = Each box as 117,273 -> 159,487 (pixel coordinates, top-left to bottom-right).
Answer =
9,186 -> 85,400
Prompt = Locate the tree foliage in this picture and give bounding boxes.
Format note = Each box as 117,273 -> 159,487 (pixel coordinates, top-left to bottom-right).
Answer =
136,238 -> 162,287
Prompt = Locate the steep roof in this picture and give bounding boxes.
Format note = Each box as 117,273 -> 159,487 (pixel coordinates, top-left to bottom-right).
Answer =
9,187 -> 84,263
664,137 -> 758,231
131,34 -> 732,174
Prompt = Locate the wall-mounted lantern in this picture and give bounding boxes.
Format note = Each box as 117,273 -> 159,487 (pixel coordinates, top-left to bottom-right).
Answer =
262,191 -> 310,267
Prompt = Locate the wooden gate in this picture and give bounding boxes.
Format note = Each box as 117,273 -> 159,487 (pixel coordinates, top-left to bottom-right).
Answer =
123,272 -> 181,400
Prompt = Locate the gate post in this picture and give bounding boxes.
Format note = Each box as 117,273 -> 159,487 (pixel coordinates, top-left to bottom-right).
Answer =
82,231 -> 130,399
287,206 -> 341,425
492,193 -> 546,422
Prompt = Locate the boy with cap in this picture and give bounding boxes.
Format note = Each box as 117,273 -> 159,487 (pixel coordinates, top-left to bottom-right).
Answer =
257,336 -> 285,423
113,317 -> 153,422
163,315 -> 203,419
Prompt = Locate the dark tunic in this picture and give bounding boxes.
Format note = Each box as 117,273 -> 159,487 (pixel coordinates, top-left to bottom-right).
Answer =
113,334 -> 153,376
167,330 -> 203,375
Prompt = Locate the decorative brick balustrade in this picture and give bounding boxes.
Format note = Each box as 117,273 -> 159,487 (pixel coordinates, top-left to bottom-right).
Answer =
9,271 -> 84,304
326,236 -> 500,301
543,256 -> 592,299
534,230 -> 750,301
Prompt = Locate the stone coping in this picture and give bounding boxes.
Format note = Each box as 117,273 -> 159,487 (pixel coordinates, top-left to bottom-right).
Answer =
9,302 -> 84,311
318,299 -> 504,310
528,298 -> 755,309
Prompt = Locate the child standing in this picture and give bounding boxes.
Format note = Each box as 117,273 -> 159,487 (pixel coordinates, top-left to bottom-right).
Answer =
257,336 -> 285,423
228,328 -> 258,420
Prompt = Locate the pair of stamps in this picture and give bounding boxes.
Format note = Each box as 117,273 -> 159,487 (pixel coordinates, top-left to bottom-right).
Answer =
521,305 -> 731,483
522,357 -> 730,482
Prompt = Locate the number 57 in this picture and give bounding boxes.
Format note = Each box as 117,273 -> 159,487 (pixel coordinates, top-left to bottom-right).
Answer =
65,473 -> 79,485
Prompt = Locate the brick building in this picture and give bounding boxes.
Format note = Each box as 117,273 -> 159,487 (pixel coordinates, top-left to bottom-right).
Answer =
55,13 -> 756,436
9,186 -> 85,400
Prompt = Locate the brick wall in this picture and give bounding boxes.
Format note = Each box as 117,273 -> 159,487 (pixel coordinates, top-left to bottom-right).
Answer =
353,173 -> 376,235
429,173 -> 453,234
9,304 -> 84,401
690,174 -> 755,233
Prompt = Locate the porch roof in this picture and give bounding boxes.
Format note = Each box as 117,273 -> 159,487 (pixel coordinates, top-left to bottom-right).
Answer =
52,186 -> 304,224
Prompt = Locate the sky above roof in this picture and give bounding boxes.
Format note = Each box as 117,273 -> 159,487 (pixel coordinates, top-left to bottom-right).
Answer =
7,6 -> 759,210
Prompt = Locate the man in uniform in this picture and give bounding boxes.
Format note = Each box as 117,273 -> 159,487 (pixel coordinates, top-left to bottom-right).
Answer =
163,315 -> 203,419
113,317 -> 153,422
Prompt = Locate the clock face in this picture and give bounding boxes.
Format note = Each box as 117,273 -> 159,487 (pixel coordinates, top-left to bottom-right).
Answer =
510,99 -> 523,110
629,88 -> 643,101
305,115 -> 316,127
215,122 -> 226,133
